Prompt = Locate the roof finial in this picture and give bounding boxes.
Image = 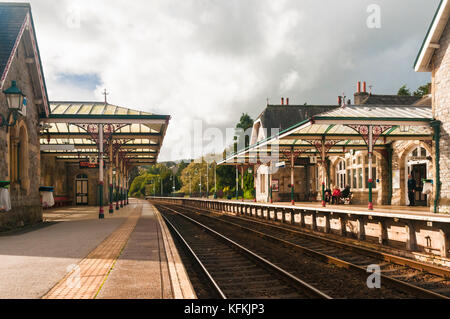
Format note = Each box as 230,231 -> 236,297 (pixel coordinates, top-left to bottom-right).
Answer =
103,88 -> 109,104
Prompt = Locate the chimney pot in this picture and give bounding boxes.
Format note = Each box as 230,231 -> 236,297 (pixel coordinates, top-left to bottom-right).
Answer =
363,81 -> 367,93
286,98 -> 289,105
338,96 -> 342,106
357,81 -> 361,93
281,97 -> 284,105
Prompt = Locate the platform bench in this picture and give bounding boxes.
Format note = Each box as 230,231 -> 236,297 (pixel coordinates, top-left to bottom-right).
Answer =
54,196 -> 73,207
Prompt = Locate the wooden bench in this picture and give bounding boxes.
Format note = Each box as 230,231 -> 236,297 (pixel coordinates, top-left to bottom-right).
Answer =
54,196 -> 73,207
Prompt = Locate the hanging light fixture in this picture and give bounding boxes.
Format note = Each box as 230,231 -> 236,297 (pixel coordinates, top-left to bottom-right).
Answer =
1,81 -> 26,128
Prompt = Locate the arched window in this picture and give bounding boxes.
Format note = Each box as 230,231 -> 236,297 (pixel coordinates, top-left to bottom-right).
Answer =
9,122 -> 29,193
336,159 -> 346,189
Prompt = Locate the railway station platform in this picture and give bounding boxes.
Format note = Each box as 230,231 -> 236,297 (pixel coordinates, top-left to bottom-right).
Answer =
227,200 -> 450,221
0,199 -> 195,299
151,197 -> 450,265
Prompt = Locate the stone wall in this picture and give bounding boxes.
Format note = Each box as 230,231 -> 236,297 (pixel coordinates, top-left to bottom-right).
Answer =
65,164 -> 111,206
432,19 -> 450,214
0,36 -> 42,231
40,156 -> 68,196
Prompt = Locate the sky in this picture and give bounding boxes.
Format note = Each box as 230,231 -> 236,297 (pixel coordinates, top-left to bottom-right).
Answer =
7,0 -> 439,161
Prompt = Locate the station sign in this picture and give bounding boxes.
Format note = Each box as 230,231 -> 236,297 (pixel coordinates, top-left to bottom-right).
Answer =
79,161 -> 105,169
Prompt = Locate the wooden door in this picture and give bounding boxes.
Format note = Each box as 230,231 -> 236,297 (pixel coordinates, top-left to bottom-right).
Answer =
76,179 -> 88,205
412,164 -> 427,206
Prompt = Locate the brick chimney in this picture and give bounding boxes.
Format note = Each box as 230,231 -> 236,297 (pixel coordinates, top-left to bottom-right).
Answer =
354,81 -> 369,105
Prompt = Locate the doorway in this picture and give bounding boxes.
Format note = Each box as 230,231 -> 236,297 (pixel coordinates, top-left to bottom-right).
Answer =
76,174 -> 88,205
412,164 -> 427,206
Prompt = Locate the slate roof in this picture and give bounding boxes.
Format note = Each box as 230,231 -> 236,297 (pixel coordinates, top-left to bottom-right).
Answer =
359,94 -> 423,105
0,3 -> 30,81
413,95 -> 432,106
258,105 -> 338,131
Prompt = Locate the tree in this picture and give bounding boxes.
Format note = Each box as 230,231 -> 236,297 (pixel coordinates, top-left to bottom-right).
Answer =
234,113 -> 254,153
179,160 -> 215,196
414,83 -> 431,97
397,85 -> 411,96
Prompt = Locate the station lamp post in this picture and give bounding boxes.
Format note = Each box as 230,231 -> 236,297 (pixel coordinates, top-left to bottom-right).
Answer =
214,163 -> 217,199
1,81 -> 25,129
188,172 -> 192,197
199,170 -> 202,198
206,162 -> 209,199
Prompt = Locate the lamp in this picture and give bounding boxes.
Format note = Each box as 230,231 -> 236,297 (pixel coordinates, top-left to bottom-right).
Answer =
1,81 -> 25,128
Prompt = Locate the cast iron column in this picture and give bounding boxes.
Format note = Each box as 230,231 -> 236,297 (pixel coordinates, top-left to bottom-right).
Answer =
98,124 -> 104,219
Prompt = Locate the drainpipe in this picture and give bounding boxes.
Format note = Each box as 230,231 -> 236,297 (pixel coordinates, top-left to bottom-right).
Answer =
431,120 -> 441,214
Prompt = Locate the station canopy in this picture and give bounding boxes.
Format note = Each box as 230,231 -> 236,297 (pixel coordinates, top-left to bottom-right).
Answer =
219,105 -> 434,165
40,102 -> 171,166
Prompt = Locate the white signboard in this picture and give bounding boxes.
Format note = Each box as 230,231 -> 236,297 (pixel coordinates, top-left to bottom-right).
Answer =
393,170 -> 400,189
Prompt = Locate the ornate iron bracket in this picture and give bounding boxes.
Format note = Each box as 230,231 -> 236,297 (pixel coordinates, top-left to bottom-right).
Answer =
346,125 -> 393,153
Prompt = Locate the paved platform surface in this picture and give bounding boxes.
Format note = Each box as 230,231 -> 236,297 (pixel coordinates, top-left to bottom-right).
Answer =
0,199 -> 194,299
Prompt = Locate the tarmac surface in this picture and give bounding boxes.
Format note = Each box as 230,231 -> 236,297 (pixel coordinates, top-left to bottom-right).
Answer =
0,199 -> 194,299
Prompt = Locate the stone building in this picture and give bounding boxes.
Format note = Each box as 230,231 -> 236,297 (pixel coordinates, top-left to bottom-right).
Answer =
249,99 -> 338,202
222,89 -> 434,210
415,0 -> 450,214
0,3 -> 171,229
0,3 -> 50,230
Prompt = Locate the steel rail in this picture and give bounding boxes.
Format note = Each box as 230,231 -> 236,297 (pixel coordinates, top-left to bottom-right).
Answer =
160,213 -> 227,299
158,201 -> 449,299
159,204 -> 332,299
170,201 -> 450,279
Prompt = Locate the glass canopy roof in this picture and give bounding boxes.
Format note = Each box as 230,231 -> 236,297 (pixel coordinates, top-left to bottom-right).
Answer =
40,102 -> 171,165
220,105 -> 434,165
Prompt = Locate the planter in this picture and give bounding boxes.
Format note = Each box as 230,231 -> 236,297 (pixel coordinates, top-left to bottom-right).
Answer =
0,181 -> 10,189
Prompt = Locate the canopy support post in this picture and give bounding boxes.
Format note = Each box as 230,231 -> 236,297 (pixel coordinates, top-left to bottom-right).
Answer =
241,166 -> 245,202
235,166 -> 239,200
109,143 -> 114,214
291,147 -> 295,205
214,163 -> 217,199
253,165 -> 257,203
115,151 -> 120,210
368,125 -> 374,210
431,120 -> 441,214
98,124 -> 104,219
321,137 -> 326,208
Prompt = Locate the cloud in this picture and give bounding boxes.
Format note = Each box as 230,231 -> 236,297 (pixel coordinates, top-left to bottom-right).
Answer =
5,0 -> 439,161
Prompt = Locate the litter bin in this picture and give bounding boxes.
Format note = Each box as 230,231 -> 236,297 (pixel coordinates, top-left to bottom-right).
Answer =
422,179 -> 433,196
0,181 -> 11,212
40,186 -> 55,208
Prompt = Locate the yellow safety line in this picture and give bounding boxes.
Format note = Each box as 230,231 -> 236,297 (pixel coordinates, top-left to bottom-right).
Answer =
42,208 -> 142,299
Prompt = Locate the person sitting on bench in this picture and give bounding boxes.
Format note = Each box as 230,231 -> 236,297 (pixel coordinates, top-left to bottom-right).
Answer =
332,187 -> 341,205
341,185 -> 351,200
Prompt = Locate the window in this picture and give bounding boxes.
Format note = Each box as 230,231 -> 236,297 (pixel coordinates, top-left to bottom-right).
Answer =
10,123 -> 29,192
336,160 -> 346,189
336,153 -> 379,190
260,174 -> 266,194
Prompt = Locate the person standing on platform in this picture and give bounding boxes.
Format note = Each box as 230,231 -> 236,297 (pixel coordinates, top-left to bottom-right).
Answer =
408,174 -> 416,207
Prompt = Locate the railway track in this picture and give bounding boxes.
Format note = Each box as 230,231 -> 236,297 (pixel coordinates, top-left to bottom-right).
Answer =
159,205 -> 331,299
154,201 -> 450,299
